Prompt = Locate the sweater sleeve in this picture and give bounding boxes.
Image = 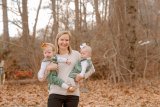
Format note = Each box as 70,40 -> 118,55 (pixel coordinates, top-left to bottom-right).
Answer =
57,56 -> 68,63
37,61 -> 49,81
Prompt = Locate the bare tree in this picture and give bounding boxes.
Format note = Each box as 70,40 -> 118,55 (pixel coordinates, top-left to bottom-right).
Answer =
103,0 -> 109,21
75,0 -> 80,31
2,0 -> 10,51
32,0 -> 42,44
125,0 -> 138,73
50,0 -> 59,42
106,0 -> 138,82
82,0 -> 87,30
116,0 -> 138,82
19,0 -> 31,71
74,0 -> 81,48
93,0 -> 101,27
22,0 -> 29,48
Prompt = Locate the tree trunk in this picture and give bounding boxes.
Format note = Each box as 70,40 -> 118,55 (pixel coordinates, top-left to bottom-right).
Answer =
82,1 -> 87,30
50,0 -> 58,42
116,0 -> 138,81
108,0 -> 138,82
94,0 -> 101,27
75,0 -> 80,31
2,0 -> 10,50
21,0 -> 31,70
104,0 -> 109,21
64,0 -> 70,30
22,0 -> 29,48
74,0 -> 80,49
32,0 -> 42,44
125,0 -> 138,72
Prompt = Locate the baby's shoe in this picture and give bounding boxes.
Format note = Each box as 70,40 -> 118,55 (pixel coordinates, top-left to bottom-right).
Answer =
67,86 -> 76,92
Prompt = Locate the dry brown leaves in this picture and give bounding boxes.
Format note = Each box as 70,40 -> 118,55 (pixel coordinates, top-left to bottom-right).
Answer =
0,79 -> 160,107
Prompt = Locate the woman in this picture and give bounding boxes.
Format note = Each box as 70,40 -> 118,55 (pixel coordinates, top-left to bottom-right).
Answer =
42,31 -> 95,107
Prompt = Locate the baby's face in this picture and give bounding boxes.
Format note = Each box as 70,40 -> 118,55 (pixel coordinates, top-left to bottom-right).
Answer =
43,47 -> 54,58
80,49 -> 91,59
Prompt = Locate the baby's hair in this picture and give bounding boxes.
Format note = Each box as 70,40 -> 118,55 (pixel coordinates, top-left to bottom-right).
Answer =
82,45 -> 92,54
41,42 -> 55,51
84,45 -> 92,52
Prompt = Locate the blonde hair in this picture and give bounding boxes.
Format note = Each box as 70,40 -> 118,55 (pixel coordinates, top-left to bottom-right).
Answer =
41,43 -> 55,52
81,45 -> 92,56
55,31 -> 72,54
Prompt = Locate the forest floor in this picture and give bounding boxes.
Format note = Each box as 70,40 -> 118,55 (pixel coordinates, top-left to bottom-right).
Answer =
0,78 -> 160,107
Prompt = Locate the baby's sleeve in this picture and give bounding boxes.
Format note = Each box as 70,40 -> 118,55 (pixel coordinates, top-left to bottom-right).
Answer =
80,60 -> 89,77
37,61 -> 48,81
84,63 -> 95,79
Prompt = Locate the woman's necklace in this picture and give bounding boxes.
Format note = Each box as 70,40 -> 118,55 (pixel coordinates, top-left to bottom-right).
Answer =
59,50 -> 69,55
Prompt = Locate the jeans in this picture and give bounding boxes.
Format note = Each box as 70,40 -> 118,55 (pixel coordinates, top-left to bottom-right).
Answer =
48,94 -> 79,107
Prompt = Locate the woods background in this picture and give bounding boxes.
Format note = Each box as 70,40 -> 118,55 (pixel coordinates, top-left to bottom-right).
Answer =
0,0 -> 160,83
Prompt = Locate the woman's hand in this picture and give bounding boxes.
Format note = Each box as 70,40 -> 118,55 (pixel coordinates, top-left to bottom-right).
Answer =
46,62 -> 58,71
66,59 -> 71,65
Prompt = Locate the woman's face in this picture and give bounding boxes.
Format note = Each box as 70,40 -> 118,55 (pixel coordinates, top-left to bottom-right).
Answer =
58,34 -> 70,50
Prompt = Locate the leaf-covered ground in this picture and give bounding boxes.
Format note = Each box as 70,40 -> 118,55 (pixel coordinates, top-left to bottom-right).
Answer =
0,79 -> 160,107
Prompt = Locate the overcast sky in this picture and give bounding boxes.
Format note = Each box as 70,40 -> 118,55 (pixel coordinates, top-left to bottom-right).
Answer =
0,0 -> 52,37
0,0 -> 95,37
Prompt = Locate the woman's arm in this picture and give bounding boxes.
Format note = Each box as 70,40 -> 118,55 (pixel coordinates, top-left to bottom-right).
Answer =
57,56 -> 68,63
57,56 -> 71,65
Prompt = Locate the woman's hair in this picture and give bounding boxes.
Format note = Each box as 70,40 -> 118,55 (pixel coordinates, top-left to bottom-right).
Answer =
55,31 -> 72,54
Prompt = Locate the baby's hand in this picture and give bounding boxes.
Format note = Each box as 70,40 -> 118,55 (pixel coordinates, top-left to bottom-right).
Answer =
66,59 -> 71,65
67,86 -> 76,92
75,74 -> 84,82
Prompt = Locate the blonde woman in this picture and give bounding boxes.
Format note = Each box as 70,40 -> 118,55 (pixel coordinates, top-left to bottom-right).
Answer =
41,31 -> 95,107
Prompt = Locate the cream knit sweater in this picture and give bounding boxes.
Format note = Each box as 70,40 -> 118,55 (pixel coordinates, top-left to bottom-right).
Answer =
39,50 -> 95,96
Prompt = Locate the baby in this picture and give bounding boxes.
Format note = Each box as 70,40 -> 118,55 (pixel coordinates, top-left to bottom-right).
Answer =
38,43 -> 75,92
68,43 -> 93,86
